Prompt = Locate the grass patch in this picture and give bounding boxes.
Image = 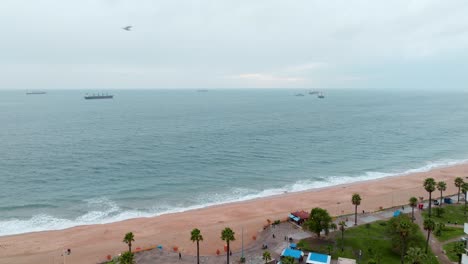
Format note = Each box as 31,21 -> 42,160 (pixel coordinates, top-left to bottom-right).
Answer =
298,220 -> 438,263
443,241 -> 464,262
435,226 -> 465,242
422,203 -> 468,225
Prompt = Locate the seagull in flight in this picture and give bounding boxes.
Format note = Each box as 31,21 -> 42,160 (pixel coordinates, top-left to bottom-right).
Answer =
122,26 -> 132,31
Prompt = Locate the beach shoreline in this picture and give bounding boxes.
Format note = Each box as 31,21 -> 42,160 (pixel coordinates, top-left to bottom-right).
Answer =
1,162 -> 468,264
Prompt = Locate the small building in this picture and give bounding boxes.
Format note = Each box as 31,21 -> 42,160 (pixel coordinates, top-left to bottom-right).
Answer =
306,252 -> 331,264
337,257 -> 357,264
289,210 -> 309,225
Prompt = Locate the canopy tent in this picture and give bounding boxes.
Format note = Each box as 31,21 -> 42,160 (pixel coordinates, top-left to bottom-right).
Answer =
281,248 -> 304,259
306,252 -> 331,264
393,210 -> 401,217
290,243 -> 297,249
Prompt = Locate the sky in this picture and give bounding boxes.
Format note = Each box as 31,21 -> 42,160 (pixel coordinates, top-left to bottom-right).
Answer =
1,0 -> 468,90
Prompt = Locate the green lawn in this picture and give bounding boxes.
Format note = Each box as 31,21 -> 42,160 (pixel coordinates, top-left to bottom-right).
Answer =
443,241 -> 464,262
435,226 -> 465,242
422,203 -> 468,225
298,220 -> 438,263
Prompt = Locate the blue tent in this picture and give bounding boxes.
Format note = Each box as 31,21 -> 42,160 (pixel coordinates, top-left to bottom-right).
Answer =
290,243 -> 297,249
281,248 -> 303,259
393,210 -> 401,217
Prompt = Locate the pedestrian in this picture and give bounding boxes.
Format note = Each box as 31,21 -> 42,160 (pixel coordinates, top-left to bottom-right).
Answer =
272,233 -> 275,239
402,205 -> 405,210
362,210 -> 365,214
230,250 -> 232,256
284,236 -> 287,241
179,252 -> 181,259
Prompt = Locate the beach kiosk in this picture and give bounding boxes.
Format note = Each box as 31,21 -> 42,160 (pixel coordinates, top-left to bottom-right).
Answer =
289,210 -> 309,225
306,252 -> 331,264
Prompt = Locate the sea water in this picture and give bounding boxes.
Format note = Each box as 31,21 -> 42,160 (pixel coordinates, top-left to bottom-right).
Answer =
1,89 -> 468,236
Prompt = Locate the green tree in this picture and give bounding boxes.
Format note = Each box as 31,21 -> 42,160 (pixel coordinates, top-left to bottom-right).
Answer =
330,222 -> 337,232
367,259 -> 377,264
409,197 -> 418,222
281,256 -> 295,264
388,215 -> 419,261
434,207 -> 445,218
190,228 -> 203,264
436,181 -> 446,207
423,178 -> 436,217
452,241 -> 465,264
338,221 -> 347,251
119,251 -> 134,264
262,250 -> 272,264
455,177 -> 464,203
123,232 -> 135,253
306,207 -> 332,238
462,183 -> 468,215
221,227 -> 235,264
352,193 -> 362,226
423,218 -> 435,253
434,222 -> 445,237
404,247 -> 427,264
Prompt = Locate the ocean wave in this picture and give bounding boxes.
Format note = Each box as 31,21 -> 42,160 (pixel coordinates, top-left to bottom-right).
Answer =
1,158 -> 467,236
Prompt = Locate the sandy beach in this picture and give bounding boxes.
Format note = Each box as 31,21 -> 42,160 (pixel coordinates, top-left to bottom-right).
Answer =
1,163 -> 467,264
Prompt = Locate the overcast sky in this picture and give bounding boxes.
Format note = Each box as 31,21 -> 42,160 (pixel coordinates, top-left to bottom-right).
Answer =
1,0 -> 468,90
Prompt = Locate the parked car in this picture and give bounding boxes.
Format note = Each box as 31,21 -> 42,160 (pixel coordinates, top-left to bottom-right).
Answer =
432,199 -> 439,205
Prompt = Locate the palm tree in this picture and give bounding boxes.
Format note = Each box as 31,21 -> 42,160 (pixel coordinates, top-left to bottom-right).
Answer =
221,227 -> 235,264
423,178 -> 436,217
455,177 -> 464,203
462,183 -> 468,216
396,220 -> 411,264
423,218 -> 435,253
262,250 -> 272,264
409,197 -> 418,222
436,181 -> 447,207
452,241 -> 465,264
330,222 -> 337,232
404,247 -> 427,264
351,193 -> 361,226
190,228 -> 203,264
123,232 -> 135,252
338,221 -> 347,251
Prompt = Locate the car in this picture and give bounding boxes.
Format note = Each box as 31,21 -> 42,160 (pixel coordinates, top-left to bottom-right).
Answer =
432,199 -> 439,205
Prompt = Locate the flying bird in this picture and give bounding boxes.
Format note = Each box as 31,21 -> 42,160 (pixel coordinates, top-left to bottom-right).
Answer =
122,26 -> 132,31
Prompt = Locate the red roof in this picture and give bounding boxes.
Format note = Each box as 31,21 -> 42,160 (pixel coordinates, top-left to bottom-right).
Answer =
291,210 -> 309,219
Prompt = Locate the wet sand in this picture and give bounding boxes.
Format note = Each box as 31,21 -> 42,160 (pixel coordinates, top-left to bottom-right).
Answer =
1,163 -> 467,264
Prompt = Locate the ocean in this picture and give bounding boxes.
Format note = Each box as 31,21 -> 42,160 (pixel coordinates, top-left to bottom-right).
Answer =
1,89 -> 468,236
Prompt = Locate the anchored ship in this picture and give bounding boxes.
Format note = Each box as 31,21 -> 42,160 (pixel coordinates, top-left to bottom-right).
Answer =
84,93 -> 113,100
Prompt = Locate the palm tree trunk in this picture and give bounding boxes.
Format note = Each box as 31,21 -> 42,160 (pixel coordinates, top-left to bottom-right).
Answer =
425,231 -> 430,253
465,196 -> 467,216
354,205 -> 357,225
129,242 -> 132,253
440,190 -> 443,207
459,254 -> 462,264
400,239 -> 404,264
411,207 -> 415,222
458,187 -> 461,203
196,240 -> 200,264
428,192 -> 432,218
227,241 -> 230,264
341,230 -> 344,251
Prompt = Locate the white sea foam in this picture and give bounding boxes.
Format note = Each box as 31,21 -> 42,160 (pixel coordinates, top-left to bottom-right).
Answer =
1,158 -> 468,236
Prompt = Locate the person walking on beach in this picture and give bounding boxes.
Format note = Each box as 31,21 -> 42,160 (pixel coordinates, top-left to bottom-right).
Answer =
179,252 -> 181,259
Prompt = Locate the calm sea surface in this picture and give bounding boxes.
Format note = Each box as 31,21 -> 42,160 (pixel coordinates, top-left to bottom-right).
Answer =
1,89 -> 468,235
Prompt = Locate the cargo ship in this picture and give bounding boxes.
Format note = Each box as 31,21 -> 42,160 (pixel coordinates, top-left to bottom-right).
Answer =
84,93 -> 113,100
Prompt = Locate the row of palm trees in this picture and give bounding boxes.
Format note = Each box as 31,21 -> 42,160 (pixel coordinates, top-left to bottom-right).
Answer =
423,177 -> 468,218
191,227 -> 236,264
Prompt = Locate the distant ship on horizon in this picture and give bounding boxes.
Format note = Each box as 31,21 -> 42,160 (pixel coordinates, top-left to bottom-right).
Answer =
84,93 -> 113,100
26,91 -> 46,95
